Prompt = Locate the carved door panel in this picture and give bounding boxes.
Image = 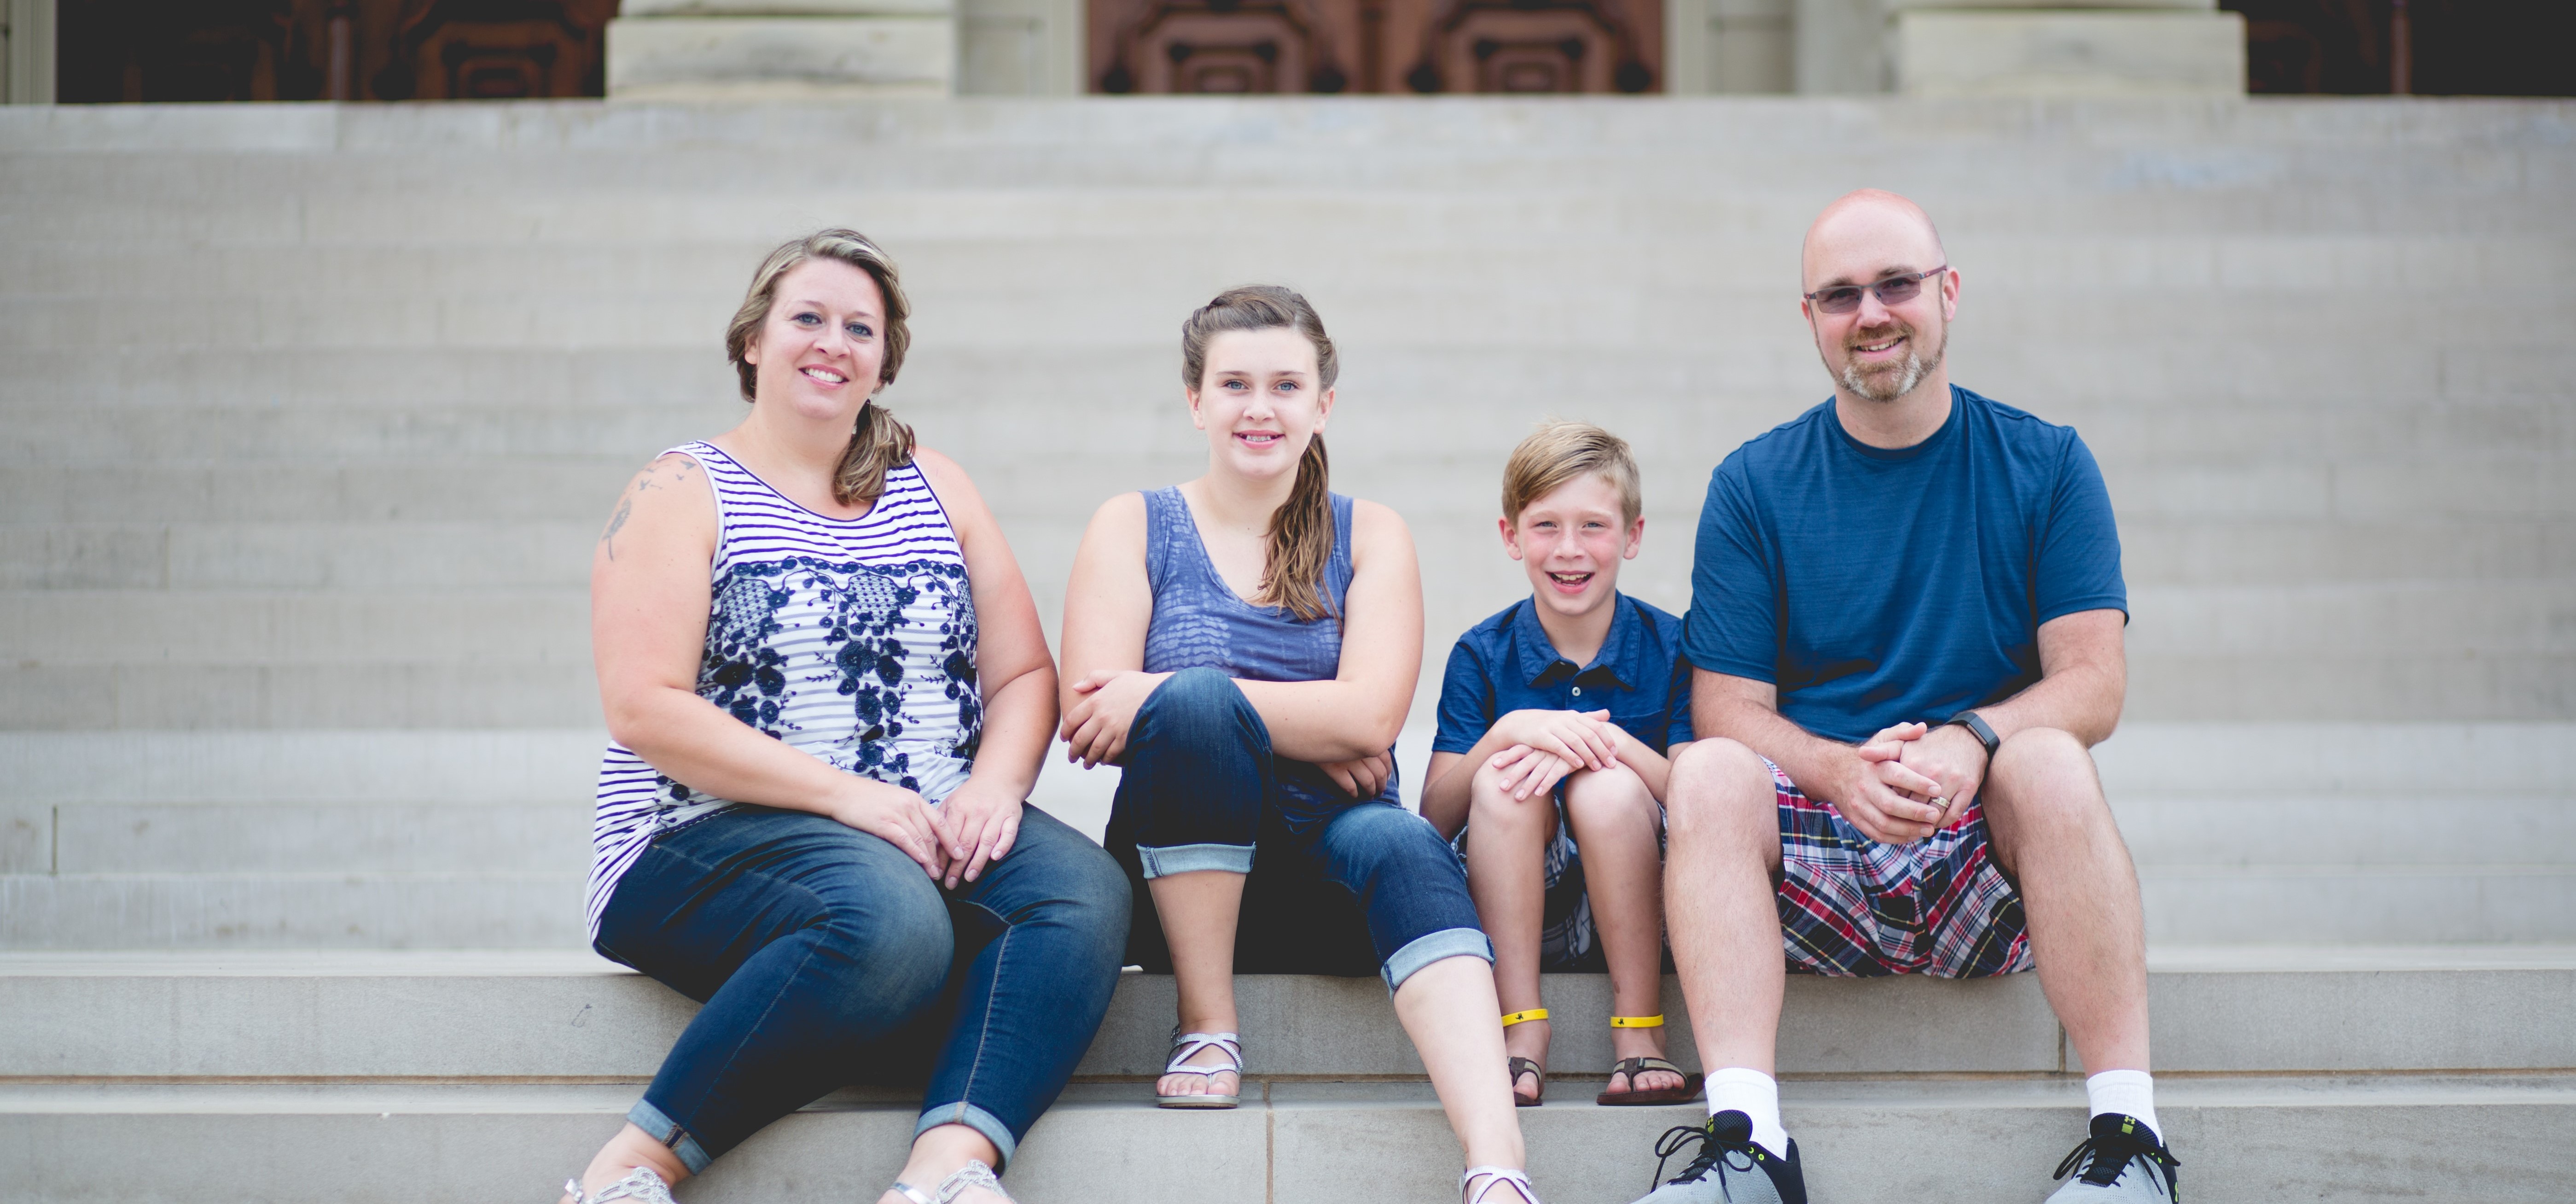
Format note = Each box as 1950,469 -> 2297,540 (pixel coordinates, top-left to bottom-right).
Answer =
1090,0 -> 1659,94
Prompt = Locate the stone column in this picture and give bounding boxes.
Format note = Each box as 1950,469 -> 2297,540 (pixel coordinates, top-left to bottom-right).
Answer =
608,0 -> 959,98
3,0 -> 59,104
1789,0 -> 2245,95
1668,0 -> 1795,94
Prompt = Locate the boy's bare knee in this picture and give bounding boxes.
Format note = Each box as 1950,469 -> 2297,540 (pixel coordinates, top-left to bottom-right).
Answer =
1563,760 -> 1651,814
1468,760 -> 1550,826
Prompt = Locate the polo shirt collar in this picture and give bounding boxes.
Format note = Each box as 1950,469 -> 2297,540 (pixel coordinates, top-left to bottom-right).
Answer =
1512,595 -> 1640,691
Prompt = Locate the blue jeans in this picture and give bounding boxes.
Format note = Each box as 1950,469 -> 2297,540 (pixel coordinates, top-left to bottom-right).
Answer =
593,801 -> 1129,1174
1104,667 -> 1492,991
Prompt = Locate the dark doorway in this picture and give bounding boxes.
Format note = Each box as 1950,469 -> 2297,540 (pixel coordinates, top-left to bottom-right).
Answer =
2221,0 -> 2576,95
55,0 -> 617,102
1089,0 -> 1663,94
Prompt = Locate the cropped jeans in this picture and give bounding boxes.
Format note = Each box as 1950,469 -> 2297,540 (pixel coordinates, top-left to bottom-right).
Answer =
1104,666 -> 1492,991
593,801 -> 1129,1174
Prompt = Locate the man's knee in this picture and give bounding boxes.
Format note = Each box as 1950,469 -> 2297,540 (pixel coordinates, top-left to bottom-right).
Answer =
1665,738 -> 1776,842
1986,727 -> 2106,820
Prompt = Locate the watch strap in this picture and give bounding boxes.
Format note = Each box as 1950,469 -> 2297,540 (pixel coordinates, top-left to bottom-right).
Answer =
1946,711 -> 2000,759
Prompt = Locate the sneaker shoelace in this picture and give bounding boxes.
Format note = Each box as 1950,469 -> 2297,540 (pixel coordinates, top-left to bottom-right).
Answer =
2053,1127 -> 2181,1198
1651,1122 -> 1761,1197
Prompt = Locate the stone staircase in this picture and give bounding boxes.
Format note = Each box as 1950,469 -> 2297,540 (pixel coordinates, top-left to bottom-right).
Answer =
3,97 -> 2572,1200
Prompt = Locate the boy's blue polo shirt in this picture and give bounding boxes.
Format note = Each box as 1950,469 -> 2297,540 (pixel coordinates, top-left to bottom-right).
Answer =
1433,592 -> 1695,758
1682,386 -> 2127,746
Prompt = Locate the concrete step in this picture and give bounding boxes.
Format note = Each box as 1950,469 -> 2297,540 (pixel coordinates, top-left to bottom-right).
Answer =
6,948 -> 2571,1080
6,1074 -> 2568,1204
12,790 -> 2560,879
9,515 -> 2571,594
7,580 -> 2571,667
12,862 -> 2564,947
2,725 -> 2565,945
0,662 -> 603,730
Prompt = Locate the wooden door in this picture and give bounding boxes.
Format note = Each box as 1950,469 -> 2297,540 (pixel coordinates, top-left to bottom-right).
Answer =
1088,0 -> 1661,94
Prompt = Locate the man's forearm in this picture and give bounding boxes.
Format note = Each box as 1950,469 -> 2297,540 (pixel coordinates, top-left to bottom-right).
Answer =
1699,693 -> 1847,800
1966,659 -> 2123,748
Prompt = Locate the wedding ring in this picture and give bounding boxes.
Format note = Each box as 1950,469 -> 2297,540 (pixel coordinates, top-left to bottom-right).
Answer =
1929,796 -> 1949,813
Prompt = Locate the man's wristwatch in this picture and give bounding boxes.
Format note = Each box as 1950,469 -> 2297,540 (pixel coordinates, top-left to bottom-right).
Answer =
1944,711 -> 2000,762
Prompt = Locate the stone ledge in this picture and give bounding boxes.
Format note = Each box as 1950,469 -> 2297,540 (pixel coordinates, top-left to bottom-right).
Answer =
6,952 -> 2570,1080
1897,11 -> 2247,97
2,1076 -> 2568,1203
606,16 -> 956,99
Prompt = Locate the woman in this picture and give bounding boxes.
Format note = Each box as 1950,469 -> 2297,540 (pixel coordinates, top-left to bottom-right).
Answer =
563,229 -> 1129,1204
1058,286 -> 1539,1204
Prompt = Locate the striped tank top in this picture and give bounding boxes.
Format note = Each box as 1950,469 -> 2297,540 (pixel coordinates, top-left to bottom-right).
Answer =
586,441 -> 980,938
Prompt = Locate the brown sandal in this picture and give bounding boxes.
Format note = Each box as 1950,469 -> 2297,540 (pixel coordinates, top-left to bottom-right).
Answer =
1594,1056 -> 1702,1106
1507,1056 -> 1546,1106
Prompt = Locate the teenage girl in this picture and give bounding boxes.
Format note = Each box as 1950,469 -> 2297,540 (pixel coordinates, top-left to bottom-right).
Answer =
1058,286 -> 1540,1204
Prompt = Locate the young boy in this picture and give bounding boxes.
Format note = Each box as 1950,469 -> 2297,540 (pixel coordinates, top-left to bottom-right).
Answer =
1422,421 -> 1697,1109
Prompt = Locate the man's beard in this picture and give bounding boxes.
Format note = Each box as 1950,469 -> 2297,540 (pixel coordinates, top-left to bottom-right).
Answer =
1835,321 -> 1946,403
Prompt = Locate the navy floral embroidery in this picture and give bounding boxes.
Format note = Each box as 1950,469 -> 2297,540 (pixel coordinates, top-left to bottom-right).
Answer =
686,554 -> 978,800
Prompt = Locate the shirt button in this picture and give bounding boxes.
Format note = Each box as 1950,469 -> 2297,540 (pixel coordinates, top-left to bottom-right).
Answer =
1570,686 -> 1582,697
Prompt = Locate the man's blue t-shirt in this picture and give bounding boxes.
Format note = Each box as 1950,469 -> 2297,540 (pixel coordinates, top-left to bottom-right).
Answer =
1435,592 -> 1694,758
1683,386 -> 2126,746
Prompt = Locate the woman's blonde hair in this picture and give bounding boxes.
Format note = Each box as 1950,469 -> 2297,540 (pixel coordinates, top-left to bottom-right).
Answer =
1181,285 -> 1341,623
725,229 -> 916,510
1501,420 -> 1642,525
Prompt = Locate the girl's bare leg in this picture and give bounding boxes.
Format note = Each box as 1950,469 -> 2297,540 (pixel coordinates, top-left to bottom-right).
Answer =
1148,869 -> 1249,1099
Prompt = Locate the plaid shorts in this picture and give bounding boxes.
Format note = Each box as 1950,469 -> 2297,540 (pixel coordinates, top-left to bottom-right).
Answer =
1767,757 -> 2033,978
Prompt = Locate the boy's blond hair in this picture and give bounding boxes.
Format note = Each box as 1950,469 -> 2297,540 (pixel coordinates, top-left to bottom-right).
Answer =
1502,421 -> 1642,526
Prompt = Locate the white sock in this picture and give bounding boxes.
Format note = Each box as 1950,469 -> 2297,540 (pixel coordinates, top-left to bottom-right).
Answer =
1704,1067 -> 1789,1159
2085,1069 -> 2160,1142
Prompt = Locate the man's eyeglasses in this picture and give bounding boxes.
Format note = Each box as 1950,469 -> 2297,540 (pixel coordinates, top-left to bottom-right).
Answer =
1804,266 -> 1948,316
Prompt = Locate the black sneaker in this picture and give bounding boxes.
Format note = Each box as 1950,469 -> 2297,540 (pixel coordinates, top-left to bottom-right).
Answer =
1627,1111 -> 1806,1204
2046,1113 -> 2181,1202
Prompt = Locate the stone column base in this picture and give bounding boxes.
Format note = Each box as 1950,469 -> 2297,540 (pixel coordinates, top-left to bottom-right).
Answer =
608,2 -> 956,99
1896,9 -> 2246,96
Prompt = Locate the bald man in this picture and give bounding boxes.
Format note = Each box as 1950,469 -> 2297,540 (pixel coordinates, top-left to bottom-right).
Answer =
1628,191 -> 2177,1204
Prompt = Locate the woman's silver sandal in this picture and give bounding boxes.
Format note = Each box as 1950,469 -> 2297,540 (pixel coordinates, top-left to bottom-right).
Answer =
563,1166 -> 678,1204
1156,1030 -> 1243,1109
891,1158 -> 1014,1204
1461,1165 -> 1540,1204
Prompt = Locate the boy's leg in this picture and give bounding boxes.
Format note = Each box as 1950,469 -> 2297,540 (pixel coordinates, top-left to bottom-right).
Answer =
1560,762 -> 1680,1094
1463,758 -> 1561,1103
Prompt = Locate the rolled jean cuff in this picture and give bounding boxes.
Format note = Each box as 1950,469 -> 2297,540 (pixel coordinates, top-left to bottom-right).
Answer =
915,1101 -> 1019,1170
1382,926 -> 1495,994
1136,842 -> 1255,879
626,1097 -> 714,1175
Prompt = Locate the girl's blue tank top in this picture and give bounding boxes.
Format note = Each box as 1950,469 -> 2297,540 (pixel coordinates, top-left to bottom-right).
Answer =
1139,485 -> 1401,811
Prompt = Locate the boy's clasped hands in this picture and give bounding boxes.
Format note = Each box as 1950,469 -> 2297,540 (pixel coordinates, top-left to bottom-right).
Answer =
1480,707 -> 1631,802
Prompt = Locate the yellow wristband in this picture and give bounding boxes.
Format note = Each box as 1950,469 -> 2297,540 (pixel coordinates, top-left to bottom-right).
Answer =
1609,1014 -> 1665,1029
1499,1008 -> 1550,1027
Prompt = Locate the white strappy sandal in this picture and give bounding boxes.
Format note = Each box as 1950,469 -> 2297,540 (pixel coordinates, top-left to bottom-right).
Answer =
1461,1165 -> 1541,1204
891,1158 -> 1014,1204
562,1165 -> 677,1204
1156,1029 -> 1244,1109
